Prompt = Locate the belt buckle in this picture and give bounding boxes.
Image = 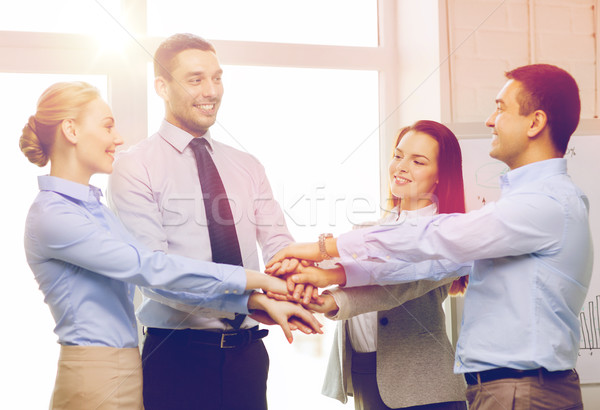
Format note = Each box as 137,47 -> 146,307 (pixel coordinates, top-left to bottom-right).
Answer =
220,332 -> 236,349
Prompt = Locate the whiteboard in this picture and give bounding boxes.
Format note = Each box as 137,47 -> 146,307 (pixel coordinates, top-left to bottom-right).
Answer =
459,135 -> 600,383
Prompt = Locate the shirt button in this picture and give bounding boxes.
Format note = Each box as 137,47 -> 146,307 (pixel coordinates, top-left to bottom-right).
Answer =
233,290 -> 238,294
386,255 -> 390,259
224,290 -> 230,294
380,317 -> 389,326
352,253 -> 358,259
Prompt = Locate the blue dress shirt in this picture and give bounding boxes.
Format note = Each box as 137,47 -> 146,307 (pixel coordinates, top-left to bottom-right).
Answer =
337,158 -> 593,373
24,176 -> 248,348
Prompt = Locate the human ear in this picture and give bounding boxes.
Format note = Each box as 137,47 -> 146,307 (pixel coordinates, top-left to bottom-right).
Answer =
527,110 -> 548,138
60,119 -> 78,145
155,77 -> 169,101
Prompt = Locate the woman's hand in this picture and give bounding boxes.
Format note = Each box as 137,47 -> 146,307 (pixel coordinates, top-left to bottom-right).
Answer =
247,293 -> 323,343
304,292 -> 339,316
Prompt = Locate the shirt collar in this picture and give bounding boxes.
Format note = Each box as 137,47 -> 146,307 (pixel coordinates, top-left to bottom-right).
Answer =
499,158 -> 567,192
38,175 -> 102,203
399,202 -> 438,218
158,119 -> 214,153
384,202 -> 437,222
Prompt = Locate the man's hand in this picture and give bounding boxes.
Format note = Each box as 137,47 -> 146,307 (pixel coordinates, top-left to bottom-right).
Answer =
247,293 -> 323,343
289,263 -> 347,289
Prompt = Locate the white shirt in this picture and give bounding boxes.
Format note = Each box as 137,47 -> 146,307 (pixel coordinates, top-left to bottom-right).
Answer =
108,120 -> 294,330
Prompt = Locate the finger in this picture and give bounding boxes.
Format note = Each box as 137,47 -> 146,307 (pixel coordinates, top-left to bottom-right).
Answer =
289,318 -> 313,334
264,261 -> 282,275
292,283 -> 305,301
293,307 -> 323,334
265,291 -> 289,301
311,288 -> 324,305
265,250 -> 285,269
303,285 -> 314,305
313,295 -> 325,305
300,259 -> 312,267
288,258 -> 300,272
280,320 -> 293,343
286,276 -> 296,293
289,273 -> 312,286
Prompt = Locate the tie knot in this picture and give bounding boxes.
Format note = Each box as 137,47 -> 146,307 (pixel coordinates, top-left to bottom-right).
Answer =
189,137 -> 209,152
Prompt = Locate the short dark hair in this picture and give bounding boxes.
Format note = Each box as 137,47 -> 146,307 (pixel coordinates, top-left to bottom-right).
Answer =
505,64 -> 580,155
387,120 -> 465,215
154,33 -> 216,80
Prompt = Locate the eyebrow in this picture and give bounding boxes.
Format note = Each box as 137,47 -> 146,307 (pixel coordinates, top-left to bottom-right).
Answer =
188,69 -> 223,77
395,148 -> 430,160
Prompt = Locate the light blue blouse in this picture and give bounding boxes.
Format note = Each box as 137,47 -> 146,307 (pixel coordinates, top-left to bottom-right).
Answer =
24,176 -> 248,348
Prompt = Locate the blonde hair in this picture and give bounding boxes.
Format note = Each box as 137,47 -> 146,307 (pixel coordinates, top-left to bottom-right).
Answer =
19,81 -> 101,167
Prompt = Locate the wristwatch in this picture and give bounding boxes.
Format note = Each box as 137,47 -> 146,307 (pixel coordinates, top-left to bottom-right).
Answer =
318,233 -> 333,260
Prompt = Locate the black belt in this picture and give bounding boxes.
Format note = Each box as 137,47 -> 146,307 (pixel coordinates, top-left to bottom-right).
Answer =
145,326 -> 268,349
464,367 -> 575,385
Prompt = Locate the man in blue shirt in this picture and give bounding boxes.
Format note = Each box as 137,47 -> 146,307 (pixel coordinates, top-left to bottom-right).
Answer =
267,64 -> 593,409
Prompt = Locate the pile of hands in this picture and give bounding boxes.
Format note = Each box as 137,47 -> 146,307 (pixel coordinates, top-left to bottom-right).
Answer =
248,242 -> 347,343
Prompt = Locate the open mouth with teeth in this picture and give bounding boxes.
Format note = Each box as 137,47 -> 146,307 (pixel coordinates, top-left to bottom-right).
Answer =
194,103 -> 216,113
394,175 -> 411,184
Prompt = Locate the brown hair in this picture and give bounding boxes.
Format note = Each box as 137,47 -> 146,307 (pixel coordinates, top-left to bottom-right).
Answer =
505,64 -> 580,155
154,33 -> 216,81
19,81 -> 100,167
387,120 -> 468,295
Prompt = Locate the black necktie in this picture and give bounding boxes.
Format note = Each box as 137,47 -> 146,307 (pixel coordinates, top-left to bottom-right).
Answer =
189,137 -> 246,329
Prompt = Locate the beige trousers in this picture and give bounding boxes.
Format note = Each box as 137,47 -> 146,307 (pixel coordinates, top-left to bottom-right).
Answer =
50,345 -> 143,410
466,369 -> 583,410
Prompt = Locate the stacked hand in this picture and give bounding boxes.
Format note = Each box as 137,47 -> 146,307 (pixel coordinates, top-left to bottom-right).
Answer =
249,241 -> 346,341
243,269 -> 323,342
262,241 -> 347,315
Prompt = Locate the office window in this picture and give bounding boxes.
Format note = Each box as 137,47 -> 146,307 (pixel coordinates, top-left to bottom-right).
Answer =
147,0 -> 378,47
0,0 -> 122,35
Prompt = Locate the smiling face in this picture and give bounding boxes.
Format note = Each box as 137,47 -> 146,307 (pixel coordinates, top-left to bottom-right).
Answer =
388,131 -> 440,211
73,98 -> 123,179
157,48 -> 224,138
485,79 -> 533,169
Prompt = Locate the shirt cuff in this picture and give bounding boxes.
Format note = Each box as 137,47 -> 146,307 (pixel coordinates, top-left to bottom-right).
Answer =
218,292 -> 251,315
337,229 -> 369,261
216,264 -> 247,296
336,259 -> 376,288
323,287 -> 350,320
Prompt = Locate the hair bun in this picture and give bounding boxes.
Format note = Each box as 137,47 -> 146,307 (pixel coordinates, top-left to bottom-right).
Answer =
19,115 -> 49,167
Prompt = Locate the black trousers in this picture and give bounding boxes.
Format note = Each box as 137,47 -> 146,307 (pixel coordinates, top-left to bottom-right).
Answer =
142,330 -> 269,410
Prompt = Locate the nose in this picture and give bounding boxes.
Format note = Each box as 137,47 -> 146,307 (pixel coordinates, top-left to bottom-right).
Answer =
114,130 -> 124,146
485,111 -> 496,128
395,157 -> 408,173
202,80 -> 218,98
